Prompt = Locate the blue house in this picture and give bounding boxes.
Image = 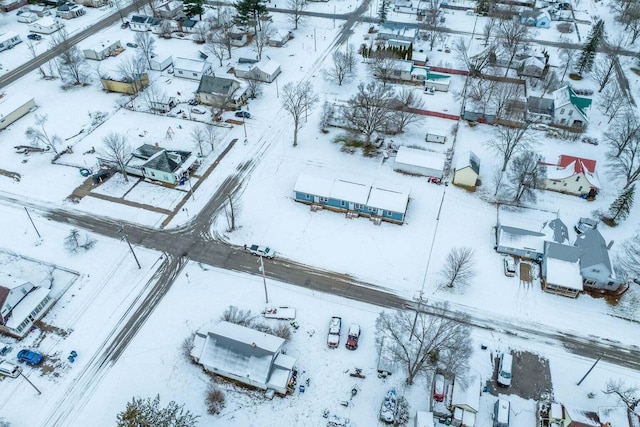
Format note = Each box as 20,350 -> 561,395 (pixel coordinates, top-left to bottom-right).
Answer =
520,10 -> 551,28
293,175 -> 410,224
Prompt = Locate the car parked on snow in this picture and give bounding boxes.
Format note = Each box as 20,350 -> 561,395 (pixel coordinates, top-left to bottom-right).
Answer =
0,360 -> 22,378
497,352 -> 513,388
345,324 -> 360,350
27,33 -> 42,41
126,42 -> 138,48
503,257 -> 516,277
17,349 -> 43,366
327,316 -> 341,348
235,111 -> 250,118
121,21 -> 130,28
247,245 -> 276,259
190,107 -> 206,115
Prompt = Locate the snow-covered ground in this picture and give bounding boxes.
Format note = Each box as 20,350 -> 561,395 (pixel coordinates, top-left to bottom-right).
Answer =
0,0 -> 639,425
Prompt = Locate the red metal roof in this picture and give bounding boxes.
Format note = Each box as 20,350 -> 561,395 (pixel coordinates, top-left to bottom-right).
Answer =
558,155 -> 596,174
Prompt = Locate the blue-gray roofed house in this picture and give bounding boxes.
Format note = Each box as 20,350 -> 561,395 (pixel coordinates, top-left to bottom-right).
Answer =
574,229 -> 628,294
190,321 -> 296,395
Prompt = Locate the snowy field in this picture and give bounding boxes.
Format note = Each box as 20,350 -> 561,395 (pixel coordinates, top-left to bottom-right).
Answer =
0,0 -> 639,425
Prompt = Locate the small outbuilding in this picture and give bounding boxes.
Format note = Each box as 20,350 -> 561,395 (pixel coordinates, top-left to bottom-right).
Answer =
83,39 -> 122,60
150,54 -> 173,71
17,12 -> 39,23
453,151 -> 480,188
0,32 -> 22,51
425,71 -> 451,92
393,146 -> 444,179
267,29 -> 292,47
28,17 -> 64,34
425,129 -> 447,144
0,94 -> 36,130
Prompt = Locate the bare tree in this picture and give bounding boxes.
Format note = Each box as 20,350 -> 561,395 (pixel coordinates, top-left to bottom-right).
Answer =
287,0 -> 306,29
246,80 -> 263,99
319,101 -> 334,133
343,82 -> 396,145
51,29 -> 90,85
253,20 -> 274,61
64,228 -> 96,253
558,38 -> 577,81
134,32 -> 156,69
440,247 -> 475,288
372,53 -> 398,86
604,111 -> 640,157
390,87 -> 425,133
455,38 -> 493,76
281,80 -> 319,147
421,0 -> 443,51
599,86 -> 629,123
540,70 -> 560,97
25,114 -> 62,155
118,55 -> 148,92
225,193 -> 237,231
191,126 -> 207,156
26,41 -> 47,79
192,21 -> 211,44
326,50 -> 354,86
607,133 -> 640,188
157,19 -> 173,38
498,18 -> 529,77
619,231 -> 640,279
204,125 -> 219,152
604,379 -> 640,411
483,17 -> 498,45
591,54 -> 616,92
205,31 -> 228,66
376,303 -> 473,385
101,132 -> 132,182
612,0 -> 640,44
506,150 -> 546,205
486,121 -> 532,173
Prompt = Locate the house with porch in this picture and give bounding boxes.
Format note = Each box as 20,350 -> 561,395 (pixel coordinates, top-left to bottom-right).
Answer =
541,155 -> 600,197
83,39 -> 122,61
117,144 -> 197,185
293,174 -> 410,224
56,3 -> 86,19
574,229 -> 628,294
496,215 -> 569,262
196,76 -> 247,108
234,58 -> 281,83
542,242 -> 583,298
190,321 -> 297,395
0,273 -> 53,338
28,17 -> 64,34
553,85 -> 591,128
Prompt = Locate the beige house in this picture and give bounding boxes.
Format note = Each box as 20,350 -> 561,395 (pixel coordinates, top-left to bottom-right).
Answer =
101,74 -> 149,94
542,155 -> 600,197
453,151 -> 480,188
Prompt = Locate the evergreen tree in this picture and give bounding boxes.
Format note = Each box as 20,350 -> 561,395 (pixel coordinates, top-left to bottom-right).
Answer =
234,0 -> 268,34
378,0 -> 388,22
407,42 -> 413,60
577,19 -> 604,75
116,395 -> 199,427
607,185 -> 635,224
183,0 -> 204,18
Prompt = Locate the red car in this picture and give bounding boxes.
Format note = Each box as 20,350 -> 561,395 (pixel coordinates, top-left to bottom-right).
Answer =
345,324 -> 360,350
433,374 -> 446,402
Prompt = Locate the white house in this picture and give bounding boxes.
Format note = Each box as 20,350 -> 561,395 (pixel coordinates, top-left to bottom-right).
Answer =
542,241 -> 583,298
190,321 -> 297,395
393,146 -> 445,178
0,32 -> 21,51
552,85 -> 592,128
267,29 -> 292,47
0,273 -> 53,338
17,11 -> 39,23
425,71 -> 451,92
113,144 -> 196,185
0,94 -> 36,130
129,14 -> 162,32
234,58 -> 281,83
83,39 -> 122,61
150,55 -> 173,71
173,57 -> 212,80
453,151 -> 480,188
28,17 -> 64,34
520,10 -> 551,28
542,155 -> 600,197
56,3 -> 86,19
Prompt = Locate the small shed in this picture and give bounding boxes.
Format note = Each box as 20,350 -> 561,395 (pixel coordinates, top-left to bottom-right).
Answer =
28,17 -> 64,34
453,151 -> 480,188
425,129 -> 447,144
0,94 -> 36,130
267,29 -> 292,47
0,32 -> 21,51
393,146 -> 444,178
83,39 -> 122,60
150,54 -> 173,71
425,71 -> 451,92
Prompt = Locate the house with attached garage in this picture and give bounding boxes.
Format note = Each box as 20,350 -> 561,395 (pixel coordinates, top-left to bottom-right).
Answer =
0,272 -> 53,338
0,32 -> 21,51
28,16 -> 64,34
541,241 -> 583,298
541,155 -> 600,197
0,94 -> 36,131
453,151 -> 480,188
190,321 -> 297,396
574,229 -> 628,295
234,58 -> 281,83
196,75 -> 247,108
173,57 -> 212,80
293,175 -> 410,224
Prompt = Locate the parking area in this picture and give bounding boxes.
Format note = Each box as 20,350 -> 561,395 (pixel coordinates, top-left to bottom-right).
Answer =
488,351 -> 552,400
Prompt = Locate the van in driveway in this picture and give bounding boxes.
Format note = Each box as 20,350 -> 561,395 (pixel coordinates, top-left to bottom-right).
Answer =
0,360 -> 22,378
497,353 -> 513,387
494,398 -> 510,427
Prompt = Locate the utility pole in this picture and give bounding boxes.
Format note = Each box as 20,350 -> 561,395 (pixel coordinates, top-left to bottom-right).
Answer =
258,255 -> 269,304
409,291 -> 425,341
577,354 -> 603,386
119,226 -> 141,269
20,372 -> 41,395
24,207 -> 41,239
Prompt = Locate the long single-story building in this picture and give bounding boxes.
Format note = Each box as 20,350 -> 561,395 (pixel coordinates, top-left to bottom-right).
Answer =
190,321 -> 297,395
393,146 -> 445,179
83,39 -> 122,61
0,94 -> 36,131
0,273 -> 53,338
293,174 -> 410,224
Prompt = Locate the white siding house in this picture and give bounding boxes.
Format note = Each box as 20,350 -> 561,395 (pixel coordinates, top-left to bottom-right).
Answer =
0,94 -> 36,130
0,32 -> 21,51
173,57 -> 212,80
83,39 -> 122,60
0,273 -> 53,338
234,58 -> 281,83
393,146 -> 445,178
28,17 -> 64,34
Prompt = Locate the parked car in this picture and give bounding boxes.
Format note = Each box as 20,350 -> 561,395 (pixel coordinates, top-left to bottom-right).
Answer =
503,257 -> 516,277
247,244 -> 276,259
126,42 -> 138,48
17,349 -> 43,366
433,373 -> 446,402
575,217 -> 598,234
497,352 -> 513,387
190,107 -> 206,115
494,398 -> 511,427
0,360 -> 22,378
27,33 -> 42,41
188,99 -> 198,106
121,21 -> 130,29
345,324 -> 360,350
235,111 -> 251,118
0,344 -> 12,356
327,316 -> 342,348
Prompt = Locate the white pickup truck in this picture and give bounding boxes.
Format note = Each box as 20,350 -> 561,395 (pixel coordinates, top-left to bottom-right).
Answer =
327,316 -> 342,348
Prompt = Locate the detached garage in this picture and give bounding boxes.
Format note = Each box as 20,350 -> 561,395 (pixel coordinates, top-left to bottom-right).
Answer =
393,146 -> 444,179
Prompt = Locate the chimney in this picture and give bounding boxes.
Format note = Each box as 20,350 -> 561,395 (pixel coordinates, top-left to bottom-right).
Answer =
607,240 -> 614,250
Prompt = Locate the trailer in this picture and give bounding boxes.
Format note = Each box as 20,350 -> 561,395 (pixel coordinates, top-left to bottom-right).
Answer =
262,307 -> 296,320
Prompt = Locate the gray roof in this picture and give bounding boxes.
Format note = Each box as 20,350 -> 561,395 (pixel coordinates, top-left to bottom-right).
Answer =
197,75 -> 239,96
547,218 -> 569,244
574,229 -> 612,272
545,241 -> 579,262
144,150 -> 191,173
527,96 -> 554,115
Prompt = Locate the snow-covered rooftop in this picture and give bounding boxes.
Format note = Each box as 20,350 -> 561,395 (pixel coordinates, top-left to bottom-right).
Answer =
546,258 -> 583,291
367,184 -> 410,213
330,178 -> 371,205
395,147 -> 445,171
